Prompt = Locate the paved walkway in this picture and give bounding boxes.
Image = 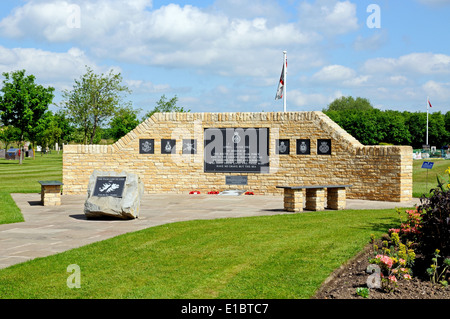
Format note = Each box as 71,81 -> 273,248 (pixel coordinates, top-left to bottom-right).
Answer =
0,193 -> 420,269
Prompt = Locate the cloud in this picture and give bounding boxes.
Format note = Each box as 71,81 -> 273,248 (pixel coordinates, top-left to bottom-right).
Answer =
288,89 -> 344,109
0,46 -> 93,84
353,30 -> 388,51
311,64 -> 370,87
0,1 -> 319,78
297,0 -> 359,36
423,80 -> 450,100
125,79 -> 172,94
362,52 -> 450,76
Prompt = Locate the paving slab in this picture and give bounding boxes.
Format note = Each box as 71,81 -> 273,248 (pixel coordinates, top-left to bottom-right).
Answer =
0,193 -> 420,269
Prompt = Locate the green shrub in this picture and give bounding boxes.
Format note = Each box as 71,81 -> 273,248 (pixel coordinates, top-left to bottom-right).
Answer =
418,188 -> 450,258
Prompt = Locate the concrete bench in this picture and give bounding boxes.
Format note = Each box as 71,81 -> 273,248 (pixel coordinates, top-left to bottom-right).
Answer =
38,181 -> 63,206
276,185 -> 352,212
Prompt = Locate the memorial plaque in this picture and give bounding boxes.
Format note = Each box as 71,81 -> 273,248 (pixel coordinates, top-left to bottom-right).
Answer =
182,139 -> 197,154
139,139 -> 154,154
276,139 -> 290,155
317,139 -> 332,155
204,127 -> 269,173
93,176 -> 126,198
161,139 -> 176,154
226,176 -> 248,185
296,139 -> 310,155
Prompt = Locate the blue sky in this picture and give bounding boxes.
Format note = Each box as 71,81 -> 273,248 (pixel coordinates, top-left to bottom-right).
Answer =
0,0 -> 449,117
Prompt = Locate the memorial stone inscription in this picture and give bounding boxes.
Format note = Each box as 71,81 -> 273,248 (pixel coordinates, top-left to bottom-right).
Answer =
93,176 -> 126,197
204,128 -> 269,173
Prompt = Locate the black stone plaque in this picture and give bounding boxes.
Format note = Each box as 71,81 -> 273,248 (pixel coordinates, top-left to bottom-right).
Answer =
226,176 -> 248,185
317,139 -> 332,155
276,139 -> 290,155
204,128 -> 269,173
161,139 -> 176,154
182,139 -> 197,154
139,139 -> 154,154
93,176 -> 126,198
296,139 -> 310,155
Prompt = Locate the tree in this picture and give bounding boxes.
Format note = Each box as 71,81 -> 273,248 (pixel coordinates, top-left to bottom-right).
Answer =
61,66 -> 131,144
404,112 -> 427,148
444,111 -> 450,140
109,106 -> 141,141
33,111 -> 62,154
323,96 -> 374,112
326,108 -> 384,145
0,70 -> 54,163
0,125 -> 21,150
378,110 -> 411,145
143,94 -> 190,120
53,110 -> 75,145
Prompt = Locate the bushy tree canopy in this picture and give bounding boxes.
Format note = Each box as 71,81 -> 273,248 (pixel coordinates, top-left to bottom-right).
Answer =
61,66 -> 131,144
0,69 -> 54,163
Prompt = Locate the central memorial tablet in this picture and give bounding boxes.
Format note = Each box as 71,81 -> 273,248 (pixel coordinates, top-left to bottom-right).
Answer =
204,128 -> 269,173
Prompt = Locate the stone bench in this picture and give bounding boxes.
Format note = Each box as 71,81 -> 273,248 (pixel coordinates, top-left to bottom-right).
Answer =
38,181 -> 63,206
276,185 -> 352,212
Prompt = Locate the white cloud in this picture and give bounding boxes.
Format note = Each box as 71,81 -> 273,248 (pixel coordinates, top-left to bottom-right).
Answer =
363,53 -> 450,75
312,65 -> 356,82
423,80 -> 450,100
311,64 -> 370,87
125,79 -> 171,94
298,0 -> 359,36
353,30 -> 388,51
0,1 -> 318,78
288,89 -> 344,109
0,46 -> 92,82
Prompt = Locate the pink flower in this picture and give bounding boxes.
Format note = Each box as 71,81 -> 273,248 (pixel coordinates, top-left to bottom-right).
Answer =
403,274 -> 412,280
388,275 -> 398,283
376,255 -> 394,269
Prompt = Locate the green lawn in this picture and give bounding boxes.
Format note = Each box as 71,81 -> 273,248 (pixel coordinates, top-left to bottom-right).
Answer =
0,208 -> 399,299
0,152 -> 447,298
0,152 -> 62,224
413,158 -> 450,198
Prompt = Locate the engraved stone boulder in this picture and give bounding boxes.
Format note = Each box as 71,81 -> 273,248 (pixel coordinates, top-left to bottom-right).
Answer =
84,170 -> 144,219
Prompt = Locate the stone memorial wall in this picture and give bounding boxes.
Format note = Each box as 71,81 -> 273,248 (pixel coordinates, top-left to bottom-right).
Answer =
63,111 -> 413,202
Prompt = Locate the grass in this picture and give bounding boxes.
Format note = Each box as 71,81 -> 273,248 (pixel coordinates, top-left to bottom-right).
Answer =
0,152 -> 62,224
0,152 -> 447,298
413,158 -> 450,198
0,208 -> 399,299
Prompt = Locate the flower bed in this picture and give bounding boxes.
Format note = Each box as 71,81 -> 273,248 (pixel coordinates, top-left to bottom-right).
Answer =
315,167 -> 450,299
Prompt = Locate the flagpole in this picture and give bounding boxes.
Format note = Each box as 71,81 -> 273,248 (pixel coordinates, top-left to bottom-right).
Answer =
426,96 -> 429,146
283,51 -> 287,112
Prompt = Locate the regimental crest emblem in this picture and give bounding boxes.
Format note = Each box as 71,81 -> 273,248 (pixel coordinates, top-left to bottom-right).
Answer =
141,141 -> 152,153
317,139 -> 331,155
299,141 -> 307,153
165,140 -> 172,152
232,132 -> 241,144
319,141 -> 329,153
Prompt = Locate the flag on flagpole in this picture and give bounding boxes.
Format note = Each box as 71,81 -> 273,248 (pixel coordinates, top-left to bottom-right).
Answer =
428,99 -> 432,108
275,59 -> 286,100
